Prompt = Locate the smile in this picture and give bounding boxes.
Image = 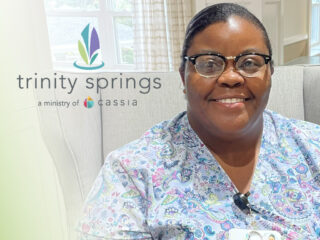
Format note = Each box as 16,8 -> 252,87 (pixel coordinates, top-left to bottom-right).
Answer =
211,98 -> 250,103
215,98 -> 245,103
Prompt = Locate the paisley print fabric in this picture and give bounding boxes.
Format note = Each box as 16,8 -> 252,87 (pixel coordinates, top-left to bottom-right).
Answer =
77,110 -> 320,240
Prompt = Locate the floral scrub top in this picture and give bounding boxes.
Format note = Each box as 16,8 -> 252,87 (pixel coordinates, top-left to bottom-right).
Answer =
77,110 -> 320,240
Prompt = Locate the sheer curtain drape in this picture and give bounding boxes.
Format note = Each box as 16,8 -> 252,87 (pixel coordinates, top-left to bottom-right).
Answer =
133,0 -> 192,71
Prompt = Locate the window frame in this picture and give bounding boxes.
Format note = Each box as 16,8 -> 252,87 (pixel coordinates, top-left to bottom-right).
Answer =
310,0 -> 320,56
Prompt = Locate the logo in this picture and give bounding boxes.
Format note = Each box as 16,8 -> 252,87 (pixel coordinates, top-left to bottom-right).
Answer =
84,96 -> 94,108
74,24 -> 104,70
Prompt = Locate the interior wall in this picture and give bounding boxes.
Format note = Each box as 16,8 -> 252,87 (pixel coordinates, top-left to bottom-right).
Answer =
283,0 -> 309,63
190,0 -> 311,65
191,0 -> 309,41
262,0 -> 282,65
191,0 -> 197,15
283,0 -> 308,39
192,0 -> 262,19
284,41 -> 309,63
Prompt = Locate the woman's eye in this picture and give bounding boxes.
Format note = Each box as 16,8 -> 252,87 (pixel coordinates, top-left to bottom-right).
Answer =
204,60 -> 221,68
238,56 -> 265,70
242,59 -> 256,68
205,61 -> 215,67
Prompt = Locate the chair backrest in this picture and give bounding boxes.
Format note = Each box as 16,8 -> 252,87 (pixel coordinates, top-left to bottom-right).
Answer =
266,66 -> 305,120
36,72 -> 103,240
303,66 -> 320,125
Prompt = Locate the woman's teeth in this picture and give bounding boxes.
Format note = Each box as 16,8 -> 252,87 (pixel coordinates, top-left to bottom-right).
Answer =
216,98 -> 245,103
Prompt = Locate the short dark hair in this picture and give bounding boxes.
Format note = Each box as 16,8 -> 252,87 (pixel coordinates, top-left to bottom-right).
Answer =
180,3 -> 272,70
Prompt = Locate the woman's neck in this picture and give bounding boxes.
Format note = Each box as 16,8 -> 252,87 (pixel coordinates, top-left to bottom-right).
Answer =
187,114 -> 264,193
188,114 -> 264,167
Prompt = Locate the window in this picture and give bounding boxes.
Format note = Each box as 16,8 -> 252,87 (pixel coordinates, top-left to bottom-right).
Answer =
311,0 -> 320,55
45,0 -> 134,70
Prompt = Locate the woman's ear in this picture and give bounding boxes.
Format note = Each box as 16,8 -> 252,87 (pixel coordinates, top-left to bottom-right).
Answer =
270,61 -> 274,75
179,67 -> 187,96
179,67 -> 186,87
271,66 -> 274,75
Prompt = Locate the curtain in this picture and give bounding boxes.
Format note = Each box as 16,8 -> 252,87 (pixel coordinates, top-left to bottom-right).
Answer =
133,0 -> 192,71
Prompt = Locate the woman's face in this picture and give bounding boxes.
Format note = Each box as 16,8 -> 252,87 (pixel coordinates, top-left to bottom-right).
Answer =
181,16 -> 273,138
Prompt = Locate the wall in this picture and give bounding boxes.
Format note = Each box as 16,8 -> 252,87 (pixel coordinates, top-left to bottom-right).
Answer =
283,0 -> 309,63
191,0 -> 311,65
192,0 -> 263,18
284,41 -> 309,63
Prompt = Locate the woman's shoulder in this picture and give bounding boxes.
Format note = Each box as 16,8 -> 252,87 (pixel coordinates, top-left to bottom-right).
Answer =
263,109 -> 320,142
263,109 -> 320,185
105,111 -> 189,170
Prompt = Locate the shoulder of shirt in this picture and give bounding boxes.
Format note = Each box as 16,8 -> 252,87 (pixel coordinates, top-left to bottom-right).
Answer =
264,109 -> 320,142
104,111 -> 188,169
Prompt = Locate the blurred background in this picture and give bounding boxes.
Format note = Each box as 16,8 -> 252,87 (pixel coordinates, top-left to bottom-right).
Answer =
43,0 -> 319,70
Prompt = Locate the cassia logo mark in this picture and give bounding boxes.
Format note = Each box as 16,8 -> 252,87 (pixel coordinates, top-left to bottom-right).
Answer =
84,96 -> 94,108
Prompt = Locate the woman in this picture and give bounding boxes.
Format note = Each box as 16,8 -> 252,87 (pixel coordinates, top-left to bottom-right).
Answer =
77,3 -> 320,240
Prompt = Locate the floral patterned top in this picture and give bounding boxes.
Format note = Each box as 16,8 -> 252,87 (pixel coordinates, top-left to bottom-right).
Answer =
77,110 -> 320,240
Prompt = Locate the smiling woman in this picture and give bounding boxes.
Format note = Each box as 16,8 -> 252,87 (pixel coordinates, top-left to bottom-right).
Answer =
181,15 -> 273,194
182,17 -> 272,139
77,3 -> 320,240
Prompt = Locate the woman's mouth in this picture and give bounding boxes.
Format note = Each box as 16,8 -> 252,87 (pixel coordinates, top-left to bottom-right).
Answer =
214,98 -> 246,103
210,97 -> 251,109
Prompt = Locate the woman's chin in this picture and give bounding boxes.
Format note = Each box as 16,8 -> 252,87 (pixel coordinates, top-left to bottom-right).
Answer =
188,109 -> 263,140
214,124 -> 249,137
207,114 -> 264,140
206,117 -> 256,138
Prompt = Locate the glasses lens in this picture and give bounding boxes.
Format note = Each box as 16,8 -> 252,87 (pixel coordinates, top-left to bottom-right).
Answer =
195,55 -> 224,78
236,55 -> 266,77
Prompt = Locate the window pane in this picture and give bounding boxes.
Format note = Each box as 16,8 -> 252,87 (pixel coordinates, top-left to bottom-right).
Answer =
114,17 -> 134,64
45,0 -> 99,10
311,4 -> 320,44
111,0 -> 133,12
46,17 -> 99,64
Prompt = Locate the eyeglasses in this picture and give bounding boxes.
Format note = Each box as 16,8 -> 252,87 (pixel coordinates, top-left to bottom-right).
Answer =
184,52 -> 272,79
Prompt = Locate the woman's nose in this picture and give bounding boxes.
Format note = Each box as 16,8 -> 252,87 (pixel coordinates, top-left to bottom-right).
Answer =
216,67 -> 245,88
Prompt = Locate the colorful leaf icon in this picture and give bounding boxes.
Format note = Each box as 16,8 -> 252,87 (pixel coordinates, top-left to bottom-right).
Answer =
90,53 -> 98,65
90,27 -> 100,58
76,24 -> 103,68
81,24 -> 90,53
78,40 -> 89,64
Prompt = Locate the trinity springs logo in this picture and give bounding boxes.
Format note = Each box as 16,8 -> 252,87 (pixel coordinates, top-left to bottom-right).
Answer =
73,24 -> 105,70
16,23 -> 163,108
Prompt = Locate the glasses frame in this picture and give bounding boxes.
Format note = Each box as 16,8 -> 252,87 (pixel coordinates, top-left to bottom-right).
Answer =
184,52 -> 272,78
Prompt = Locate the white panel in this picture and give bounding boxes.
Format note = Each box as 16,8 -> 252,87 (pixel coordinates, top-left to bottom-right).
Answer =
262,0 -> 283,65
